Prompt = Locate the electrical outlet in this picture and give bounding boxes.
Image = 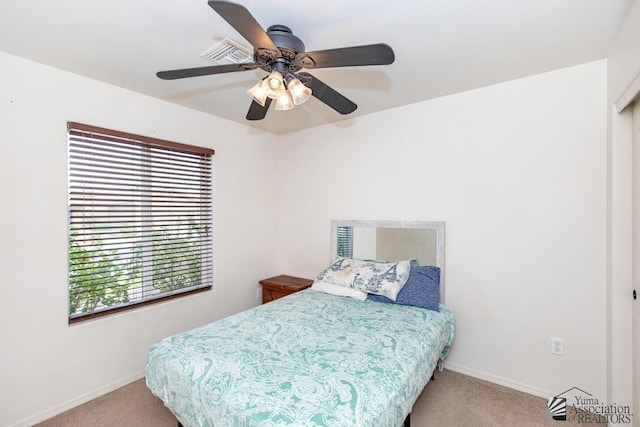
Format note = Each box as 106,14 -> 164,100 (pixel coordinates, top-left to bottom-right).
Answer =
256,287 -> 262,301
551,337 -> 564,356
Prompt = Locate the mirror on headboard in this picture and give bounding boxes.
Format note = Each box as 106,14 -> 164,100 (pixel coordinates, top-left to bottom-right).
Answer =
330,220 -> 446,301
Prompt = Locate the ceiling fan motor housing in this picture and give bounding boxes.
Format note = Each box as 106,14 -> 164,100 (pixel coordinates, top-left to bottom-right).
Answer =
266,25 -> 304,54
255,25 -> 305,72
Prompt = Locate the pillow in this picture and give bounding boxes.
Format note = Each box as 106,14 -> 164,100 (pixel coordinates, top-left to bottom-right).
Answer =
311,281 -> 368,301
367,265 -> 440,311
316,257 -> 411,301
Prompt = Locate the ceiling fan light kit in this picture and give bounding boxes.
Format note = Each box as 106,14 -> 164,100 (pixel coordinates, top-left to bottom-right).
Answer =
157,0 -> 395,121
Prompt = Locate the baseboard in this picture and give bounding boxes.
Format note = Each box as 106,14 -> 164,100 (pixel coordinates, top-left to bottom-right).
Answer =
10,371 -> 145,427
444,362 -> 553,400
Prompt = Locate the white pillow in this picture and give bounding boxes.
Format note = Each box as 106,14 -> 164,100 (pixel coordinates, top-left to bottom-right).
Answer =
311,281 -> 368,301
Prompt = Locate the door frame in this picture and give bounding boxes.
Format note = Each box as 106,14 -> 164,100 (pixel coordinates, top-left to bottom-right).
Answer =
615,72 -> 640,426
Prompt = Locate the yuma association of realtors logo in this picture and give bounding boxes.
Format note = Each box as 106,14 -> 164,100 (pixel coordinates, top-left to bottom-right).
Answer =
547,387 -> 632,424
547,394 -> 567,420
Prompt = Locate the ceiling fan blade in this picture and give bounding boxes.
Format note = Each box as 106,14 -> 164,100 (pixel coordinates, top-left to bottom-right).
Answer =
296,43 -> 394,69
297,72 -> 357,115
157,63 -> 257,80
246,98 -> 272,121
208,0 -> 278,53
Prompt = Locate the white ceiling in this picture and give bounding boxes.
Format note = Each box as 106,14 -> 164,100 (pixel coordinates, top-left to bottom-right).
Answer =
0,0 -> 632,134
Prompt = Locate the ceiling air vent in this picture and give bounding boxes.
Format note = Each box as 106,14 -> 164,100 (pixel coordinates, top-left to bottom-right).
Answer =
200,38 -> 253,65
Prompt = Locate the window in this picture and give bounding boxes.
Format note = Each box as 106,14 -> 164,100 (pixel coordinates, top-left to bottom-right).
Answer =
67,122 -> 213,323
336,226 -> 353,258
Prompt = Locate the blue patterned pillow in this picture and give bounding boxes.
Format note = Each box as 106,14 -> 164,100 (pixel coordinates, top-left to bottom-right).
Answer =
367,265 -> 440,311
316,257 -> 411,301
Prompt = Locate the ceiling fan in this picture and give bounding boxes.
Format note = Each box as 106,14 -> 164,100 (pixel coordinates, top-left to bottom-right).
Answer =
156,0 -> 395,121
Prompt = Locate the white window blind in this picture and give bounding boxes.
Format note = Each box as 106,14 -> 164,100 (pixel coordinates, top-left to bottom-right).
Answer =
67,122 -> 213,323
336,226 -> 353,258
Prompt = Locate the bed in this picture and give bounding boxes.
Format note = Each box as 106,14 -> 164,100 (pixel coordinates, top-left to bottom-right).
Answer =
146,289 -> 453,426
146,221 -> 453,426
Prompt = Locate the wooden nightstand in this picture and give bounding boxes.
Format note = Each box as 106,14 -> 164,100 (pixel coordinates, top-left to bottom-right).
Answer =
259,275 -> 313,304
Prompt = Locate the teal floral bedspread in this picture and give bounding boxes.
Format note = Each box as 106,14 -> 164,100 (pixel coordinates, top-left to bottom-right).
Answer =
146,289 -> 454,427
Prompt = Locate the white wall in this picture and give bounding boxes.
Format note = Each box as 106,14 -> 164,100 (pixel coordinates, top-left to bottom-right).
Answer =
606,0 -> 640,412
0,52 -> 278,426
275,60 -> 608,400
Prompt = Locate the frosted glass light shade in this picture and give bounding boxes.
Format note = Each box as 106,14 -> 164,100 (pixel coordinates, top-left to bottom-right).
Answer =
246,80 -> 268,107
265,71 -> 284,99
287,78 -> 312,105
267,72 -> 283,89
274,90 -> 294,111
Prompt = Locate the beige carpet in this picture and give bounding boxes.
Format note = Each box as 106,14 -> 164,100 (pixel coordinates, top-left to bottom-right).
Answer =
37,369 -> 603,426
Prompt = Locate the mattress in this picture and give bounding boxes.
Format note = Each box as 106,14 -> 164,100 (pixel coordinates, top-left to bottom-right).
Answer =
146,289 -> 455,427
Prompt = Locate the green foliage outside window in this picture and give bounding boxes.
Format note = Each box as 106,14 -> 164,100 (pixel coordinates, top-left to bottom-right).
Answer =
151,221 -> 202,292
68,221 -> 203,316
